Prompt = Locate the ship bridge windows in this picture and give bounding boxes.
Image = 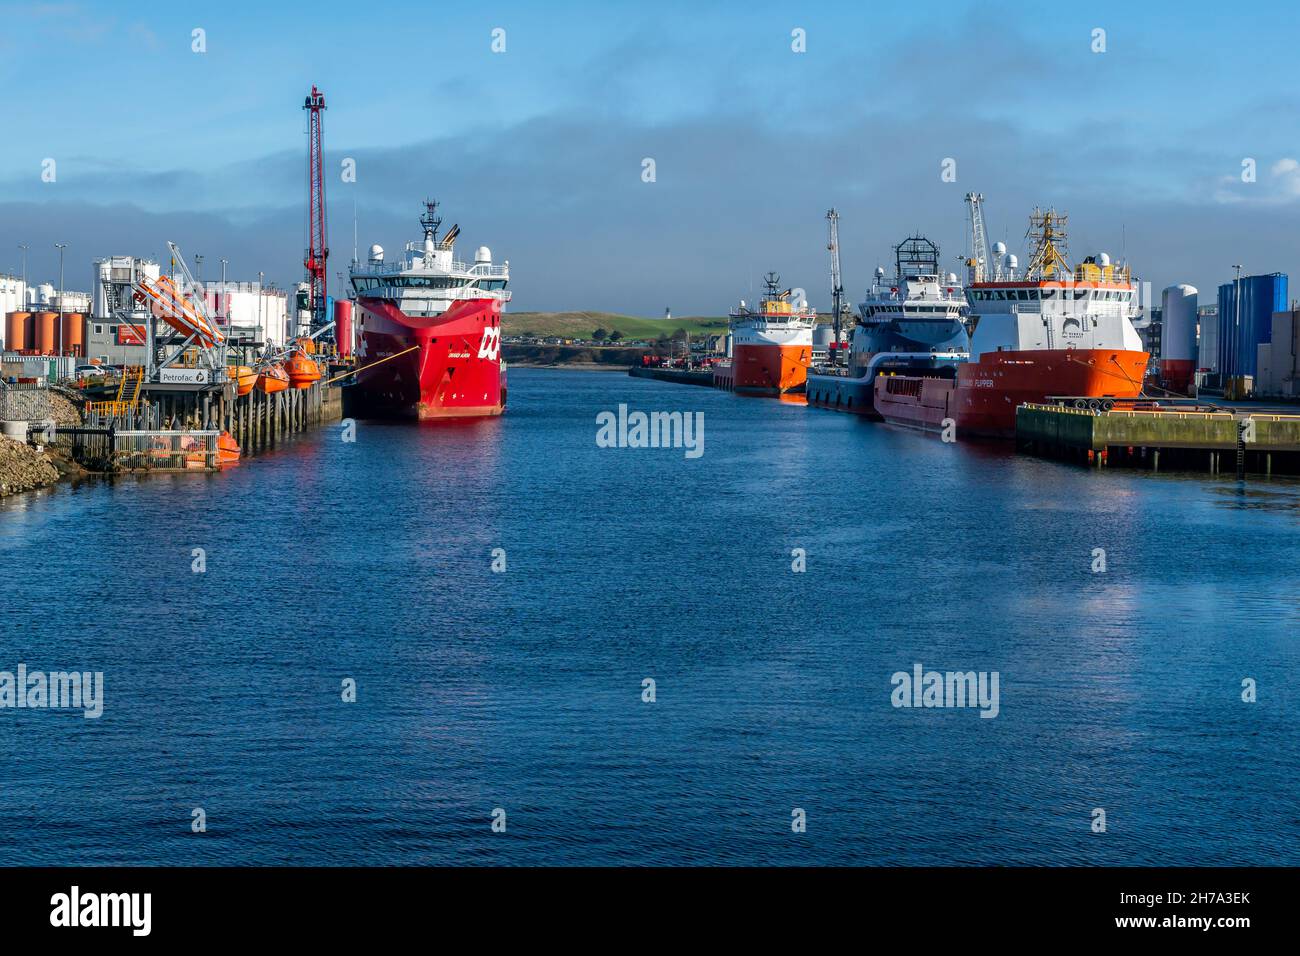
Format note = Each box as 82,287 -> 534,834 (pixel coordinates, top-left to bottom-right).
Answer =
387,276 -> 467,289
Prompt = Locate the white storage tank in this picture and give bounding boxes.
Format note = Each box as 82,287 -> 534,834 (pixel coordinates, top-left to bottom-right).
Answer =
1160,284 -> 1198,395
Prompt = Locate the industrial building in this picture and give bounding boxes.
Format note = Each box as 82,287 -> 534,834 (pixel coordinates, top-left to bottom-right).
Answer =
4,255 -> 289,363
1255,309 -> 1300,398
1197,304 -> 1219,379
0,274 -> 25,317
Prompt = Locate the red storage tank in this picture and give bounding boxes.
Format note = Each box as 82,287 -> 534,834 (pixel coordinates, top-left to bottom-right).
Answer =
334,299 -> 353,357
34,311 -> 58,354
61,312 -> 85,356
5,311 -> 31,351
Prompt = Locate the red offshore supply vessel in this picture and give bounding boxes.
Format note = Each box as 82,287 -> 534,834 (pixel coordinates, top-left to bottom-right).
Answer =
726,272 -> 816,394
874,205 -> 1149,438
349,201 -> 510,419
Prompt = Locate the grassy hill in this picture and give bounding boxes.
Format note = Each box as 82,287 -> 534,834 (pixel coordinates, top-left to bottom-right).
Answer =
504,311 -> 730,340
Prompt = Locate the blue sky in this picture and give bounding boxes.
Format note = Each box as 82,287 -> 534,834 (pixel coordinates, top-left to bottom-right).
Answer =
3,0 -> 1300,313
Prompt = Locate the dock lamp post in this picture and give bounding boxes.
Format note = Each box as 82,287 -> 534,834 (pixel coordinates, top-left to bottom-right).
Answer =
1232,264 -> 1243,388
55,242 -> 67,358
17,243 -> 28,299
220,258 -> 228,328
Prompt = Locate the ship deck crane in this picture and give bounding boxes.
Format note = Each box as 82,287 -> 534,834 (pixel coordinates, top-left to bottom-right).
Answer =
826,209 -> 845,351
965,192 -> 990,284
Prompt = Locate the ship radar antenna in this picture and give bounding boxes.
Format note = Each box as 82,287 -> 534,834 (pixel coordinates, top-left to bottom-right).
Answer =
420,199 -> 442,243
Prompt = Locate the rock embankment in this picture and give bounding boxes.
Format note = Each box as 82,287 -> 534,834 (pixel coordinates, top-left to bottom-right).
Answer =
0,436 -> 60,498
49,391 -> 83,428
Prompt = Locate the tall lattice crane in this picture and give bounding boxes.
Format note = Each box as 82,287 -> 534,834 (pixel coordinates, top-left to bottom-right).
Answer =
964,192 -> 989,284
826,208 -> 845,347
303,85 -> 328,334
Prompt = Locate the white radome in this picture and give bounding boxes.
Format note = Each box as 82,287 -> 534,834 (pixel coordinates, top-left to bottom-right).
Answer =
475,246 -> 492,264
369,244 -> 384,262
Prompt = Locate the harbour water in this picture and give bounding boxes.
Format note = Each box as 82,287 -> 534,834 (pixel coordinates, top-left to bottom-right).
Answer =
1,368 -> 1297,865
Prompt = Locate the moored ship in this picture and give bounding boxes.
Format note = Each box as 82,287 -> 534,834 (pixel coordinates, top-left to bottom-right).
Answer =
349,201 -> 510,419
727,273 -> 816,394
805,236 -> 968,416
874,204 -> 1148,438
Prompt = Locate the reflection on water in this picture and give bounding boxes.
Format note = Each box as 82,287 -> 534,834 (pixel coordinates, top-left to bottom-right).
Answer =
1,368 -> 1297,866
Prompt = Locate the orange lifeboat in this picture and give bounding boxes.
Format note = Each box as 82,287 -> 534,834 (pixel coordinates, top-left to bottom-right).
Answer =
231,365 -> 257,396
257,363 -> 289,394
217,431 -> 241,465
285,351 -> 322,389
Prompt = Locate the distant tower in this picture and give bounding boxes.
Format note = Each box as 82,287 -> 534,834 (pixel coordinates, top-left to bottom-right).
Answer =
665,307 -> 672,321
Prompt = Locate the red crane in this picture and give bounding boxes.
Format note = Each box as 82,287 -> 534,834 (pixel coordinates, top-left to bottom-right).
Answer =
303,85 -> 328,333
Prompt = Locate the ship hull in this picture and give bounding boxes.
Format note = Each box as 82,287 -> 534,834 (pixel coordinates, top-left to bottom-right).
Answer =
805,369 -> 880,417
874,348 -> 1149,438
352,296 -> 505,420
732,342 -> 811,394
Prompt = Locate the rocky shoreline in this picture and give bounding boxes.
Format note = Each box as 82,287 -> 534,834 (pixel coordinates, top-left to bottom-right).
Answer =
0,389 -> 84,499
0,436 -> 61,498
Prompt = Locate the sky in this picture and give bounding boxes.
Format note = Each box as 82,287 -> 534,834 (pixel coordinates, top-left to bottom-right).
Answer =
3,0 -> 1300,315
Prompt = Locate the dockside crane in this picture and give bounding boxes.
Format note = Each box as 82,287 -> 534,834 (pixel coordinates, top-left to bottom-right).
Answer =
826,209 -> 845,350
303,85 -> 329,337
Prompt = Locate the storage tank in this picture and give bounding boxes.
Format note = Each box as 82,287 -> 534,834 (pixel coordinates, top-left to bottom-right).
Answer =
34,312 -> 58,354
1159,285 -> 1197,394
5,311 -> 31,351
1218,273 -> 1288,379
61,312 -> 84,356
334,299 -> 354,357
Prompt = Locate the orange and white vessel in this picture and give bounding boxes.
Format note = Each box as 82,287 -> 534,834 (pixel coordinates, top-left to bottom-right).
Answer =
875,202 -> 1149,438
726,273 -> 815,394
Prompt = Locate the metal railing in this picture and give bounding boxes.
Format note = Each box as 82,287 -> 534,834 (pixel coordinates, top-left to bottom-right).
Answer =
110,430 -> 220,471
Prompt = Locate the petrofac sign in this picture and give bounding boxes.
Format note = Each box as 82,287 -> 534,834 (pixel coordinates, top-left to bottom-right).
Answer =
158,368 -> 210,385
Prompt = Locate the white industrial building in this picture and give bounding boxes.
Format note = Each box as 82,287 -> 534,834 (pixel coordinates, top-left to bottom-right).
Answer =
0,274 -> 25,318
80,256 -> 291,364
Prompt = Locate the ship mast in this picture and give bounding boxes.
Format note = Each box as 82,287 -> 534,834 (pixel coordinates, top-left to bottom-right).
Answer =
420,199 -> 442,244
1025,207 -> 1071,279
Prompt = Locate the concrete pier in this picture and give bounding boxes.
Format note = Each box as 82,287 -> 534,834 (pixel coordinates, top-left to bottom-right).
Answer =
1016,402 -> 1300,476
628,366 -> 715,388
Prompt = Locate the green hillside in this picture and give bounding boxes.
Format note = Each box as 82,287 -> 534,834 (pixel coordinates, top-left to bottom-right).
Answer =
504,311 -> 729,340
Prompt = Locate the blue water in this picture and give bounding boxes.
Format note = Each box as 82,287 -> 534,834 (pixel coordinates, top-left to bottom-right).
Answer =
2,368 -> 1298,866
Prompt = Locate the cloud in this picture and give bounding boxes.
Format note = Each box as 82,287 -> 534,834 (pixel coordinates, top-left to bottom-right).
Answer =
1,11 -> 1294,313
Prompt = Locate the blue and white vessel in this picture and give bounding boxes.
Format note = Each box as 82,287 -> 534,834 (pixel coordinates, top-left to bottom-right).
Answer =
805,236 -> 969,416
